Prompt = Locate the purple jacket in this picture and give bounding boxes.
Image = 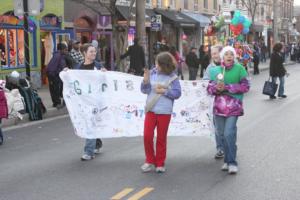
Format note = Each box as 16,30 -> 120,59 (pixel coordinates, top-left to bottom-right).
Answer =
141,68 -> 181,114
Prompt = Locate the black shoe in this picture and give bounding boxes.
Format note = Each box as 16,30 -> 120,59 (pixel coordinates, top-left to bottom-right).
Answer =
0,134 -> 3,145
279,95 -> 287,98
270,95 -> 276,99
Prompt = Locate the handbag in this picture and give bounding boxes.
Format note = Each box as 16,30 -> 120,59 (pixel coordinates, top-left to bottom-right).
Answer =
262,77 -> 278,96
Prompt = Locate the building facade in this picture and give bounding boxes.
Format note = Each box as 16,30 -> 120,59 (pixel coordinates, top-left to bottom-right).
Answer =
0,0 -> 64,87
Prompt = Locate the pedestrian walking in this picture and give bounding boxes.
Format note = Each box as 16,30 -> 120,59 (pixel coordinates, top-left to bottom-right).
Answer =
269,43 -> 287,99
207,46 -> 250,174
253,45 -> 260,75
73,43 -> 106,161
140,52 -> 181,173
186,47 -> 199,80
200,46 -> 211,78
121,38 -> 146,76
203,45 -> 225,159
169,46 -> 184,80
46,43 -> 68,108
69,40 -> 84,65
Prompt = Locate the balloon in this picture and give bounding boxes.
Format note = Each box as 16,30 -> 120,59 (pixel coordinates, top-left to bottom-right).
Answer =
239,16 -> 245,23
243,27 -> 250,34
230,24 -> 236,31
243,19 -> 252,28
234,10 -> 241,18
231,18 -> 239,25
215,16 -> 225,29
237,35 -> 244,41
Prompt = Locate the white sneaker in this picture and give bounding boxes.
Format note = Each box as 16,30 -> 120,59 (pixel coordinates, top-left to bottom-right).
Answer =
156,166 -> 166,173
228,165 -> 238,174
94,149 -> 101,154
81,154 -> 95,161
221,163 -> 229,171
141,163 -> 155,173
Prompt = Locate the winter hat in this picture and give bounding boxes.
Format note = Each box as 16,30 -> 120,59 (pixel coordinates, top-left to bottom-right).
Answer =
10,70 -> 20,78
220,46 -> 237,61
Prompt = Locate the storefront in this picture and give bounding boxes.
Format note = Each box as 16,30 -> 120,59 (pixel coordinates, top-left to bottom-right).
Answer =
0,14 -> 38,83
154,9 -> 198,58
116,6 -> 154,66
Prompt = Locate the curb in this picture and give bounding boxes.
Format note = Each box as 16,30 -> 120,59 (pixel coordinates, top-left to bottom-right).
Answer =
2,107 -> 68,128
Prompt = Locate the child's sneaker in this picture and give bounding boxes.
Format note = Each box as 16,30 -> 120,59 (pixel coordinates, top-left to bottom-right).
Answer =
214,150 -> 224,159
228,165 -> 238,174
81,154 -> 95,161
156,166 -> 166,173
221,163 -> 229,171
141,163 -> 155,173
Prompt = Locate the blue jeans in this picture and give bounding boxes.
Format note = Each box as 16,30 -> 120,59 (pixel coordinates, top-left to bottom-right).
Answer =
272,76 -> 285,96
84,139 -> 96,156
213,117 -> 224,152
214,115 -> 238,166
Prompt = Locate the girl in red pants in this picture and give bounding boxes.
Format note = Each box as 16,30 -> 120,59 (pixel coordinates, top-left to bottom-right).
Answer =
140,52 -> 181,173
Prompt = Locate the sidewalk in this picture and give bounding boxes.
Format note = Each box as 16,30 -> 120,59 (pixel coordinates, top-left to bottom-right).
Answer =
2,86 -> 68,128
2,60 -> 296,128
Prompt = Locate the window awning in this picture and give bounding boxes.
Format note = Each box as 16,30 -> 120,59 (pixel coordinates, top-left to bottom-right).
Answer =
154,9 -> 198,28
183,12 -> 211,27
116,5 -> 155,23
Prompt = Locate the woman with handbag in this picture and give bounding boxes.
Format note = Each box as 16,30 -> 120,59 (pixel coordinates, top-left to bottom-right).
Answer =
207,46 -> 250,174
269,43 -> 287,99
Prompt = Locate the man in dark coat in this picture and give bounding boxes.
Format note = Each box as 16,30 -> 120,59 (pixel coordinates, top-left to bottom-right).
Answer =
186,47 -> 199,80
46,43 -> 67,107
121,38 -> 146,76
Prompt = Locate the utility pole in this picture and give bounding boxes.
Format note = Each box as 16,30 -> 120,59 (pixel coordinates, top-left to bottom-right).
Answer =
136,0 -> 146,48
273,0 -> 279,43
23,0 -> 31,79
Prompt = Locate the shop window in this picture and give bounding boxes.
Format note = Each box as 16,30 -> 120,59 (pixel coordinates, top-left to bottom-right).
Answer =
0,29 -> 25,68
194,0 -> 198,11
184,0 -> 188,10
204,0 -> 208,9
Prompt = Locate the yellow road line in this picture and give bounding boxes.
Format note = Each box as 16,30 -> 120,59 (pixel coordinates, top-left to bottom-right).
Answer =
111,188 -> 134,200
127,187 -> 154,200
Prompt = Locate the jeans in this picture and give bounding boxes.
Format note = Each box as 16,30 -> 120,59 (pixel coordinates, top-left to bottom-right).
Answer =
272,76 -> 285,96
84,138 -> 102,156
213,117 -> 224,152
189,68 -> 198,80
214,115 -> 238,166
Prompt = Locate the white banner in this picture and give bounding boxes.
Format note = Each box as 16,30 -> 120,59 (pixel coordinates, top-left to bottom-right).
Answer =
60,70 -> 214,139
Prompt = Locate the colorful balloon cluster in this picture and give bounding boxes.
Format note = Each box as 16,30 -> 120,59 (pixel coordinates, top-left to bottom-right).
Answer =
229,10 -> 252,40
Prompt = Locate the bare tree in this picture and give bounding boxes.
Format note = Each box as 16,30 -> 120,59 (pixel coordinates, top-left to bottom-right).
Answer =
240,0 -> 271,24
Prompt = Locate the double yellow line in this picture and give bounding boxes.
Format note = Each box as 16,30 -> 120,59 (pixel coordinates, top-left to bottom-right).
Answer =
111,187 -> 154,200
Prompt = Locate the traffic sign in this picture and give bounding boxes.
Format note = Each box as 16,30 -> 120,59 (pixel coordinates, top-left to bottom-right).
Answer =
151,15 -> 162,31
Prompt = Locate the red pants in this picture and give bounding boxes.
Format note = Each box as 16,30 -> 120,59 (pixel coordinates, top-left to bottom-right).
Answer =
143,112 -> 171,167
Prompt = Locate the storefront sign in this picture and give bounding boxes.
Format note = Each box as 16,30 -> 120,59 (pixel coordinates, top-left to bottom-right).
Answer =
151,15 -> 162,31
0,16 -> 19,25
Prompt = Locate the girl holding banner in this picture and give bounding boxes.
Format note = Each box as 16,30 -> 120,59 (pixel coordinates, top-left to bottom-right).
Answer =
140,52 -> 181,173
207,46 -> 250,174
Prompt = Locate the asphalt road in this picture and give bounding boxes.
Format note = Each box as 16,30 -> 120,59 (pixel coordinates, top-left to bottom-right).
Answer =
1,64 -> 300,200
